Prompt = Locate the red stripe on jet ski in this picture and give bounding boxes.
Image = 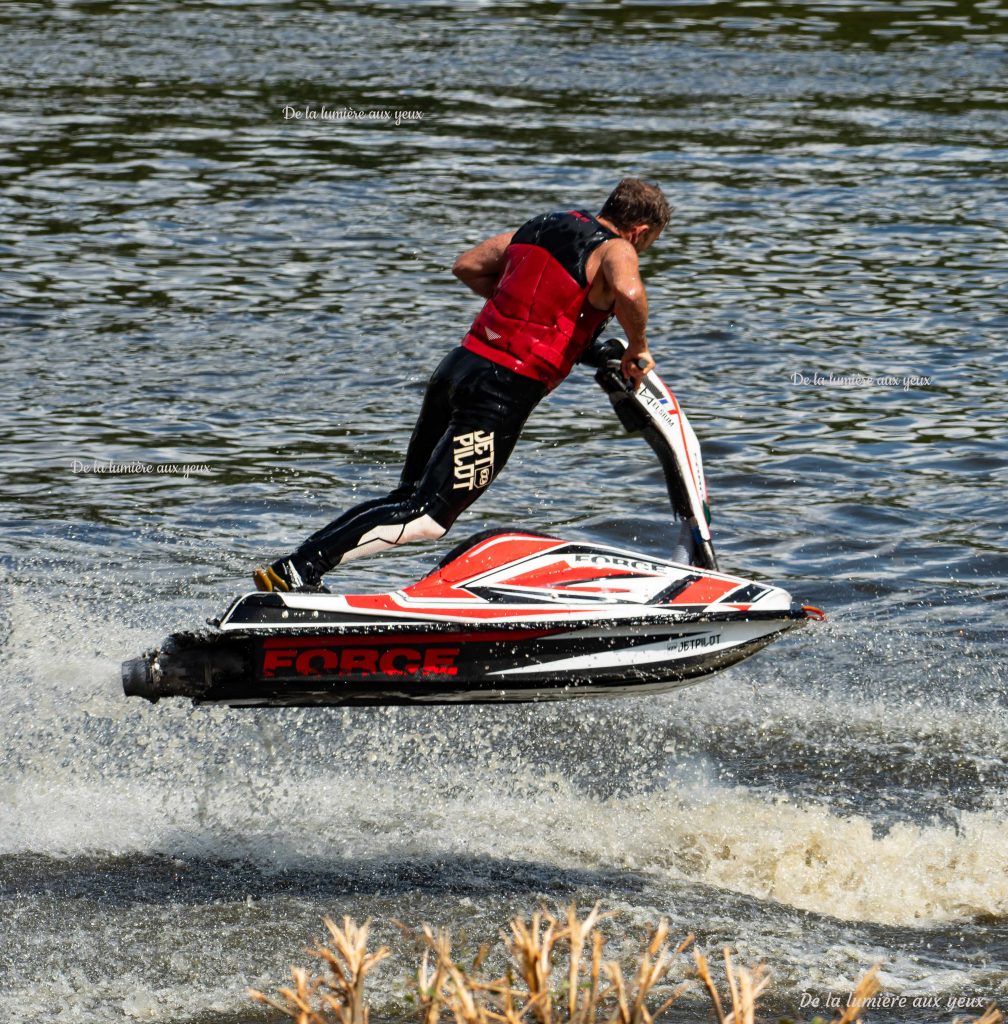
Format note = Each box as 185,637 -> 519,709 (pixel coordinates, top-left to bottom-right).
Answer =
434,533 -> 563,584
399,575 -> 480,601
383,534 -> 573,602
670,391 -> 705,507
667,577 -> 739,605
498,561 -> 651,589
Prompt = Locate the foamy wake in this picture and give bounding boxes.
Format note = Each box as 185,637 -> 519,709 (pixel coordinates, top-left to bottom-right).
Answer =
5,765 -> 1005,928
639,785 -> 1007,926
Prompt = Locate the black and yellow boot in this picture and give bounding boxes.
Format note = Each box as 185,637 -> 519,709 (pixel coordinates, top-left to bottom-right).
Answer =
252,557 -> 329,594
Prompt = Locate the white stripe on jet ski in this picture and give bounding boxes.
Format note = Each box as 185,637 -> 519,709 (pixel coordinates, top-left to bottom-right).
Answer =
490,620 -> 783,676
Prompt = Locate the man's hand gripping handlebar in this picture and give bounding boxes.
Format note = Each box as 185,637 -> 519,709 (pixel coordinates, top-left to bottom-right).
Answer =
620,344 -> 655,391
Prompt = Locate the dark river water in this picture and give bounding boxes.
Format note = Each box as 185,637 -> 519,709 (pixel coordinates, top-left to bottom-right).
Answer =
1,2 -> 1006,1022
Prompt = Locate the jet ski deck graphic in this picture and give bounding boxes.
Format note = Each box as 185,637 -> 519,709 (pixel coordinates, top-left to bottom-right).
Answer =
122,339 -> 822,708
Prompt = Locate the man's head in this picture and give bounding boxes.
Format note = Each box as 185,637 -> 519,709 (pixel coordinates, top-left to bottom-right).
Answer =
599,178 -> 671,253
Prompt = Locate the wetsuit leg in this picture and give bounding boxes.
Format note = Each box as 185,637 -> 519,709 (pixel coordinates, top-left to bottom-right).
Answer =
293,356 -> 456,545
288,348 -> 545,581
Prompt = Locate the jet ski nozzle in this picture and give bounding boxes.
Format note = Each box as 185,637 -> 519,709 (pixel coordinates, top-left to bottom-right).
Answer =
122,654 -> 160,702
121,631 -> 250,704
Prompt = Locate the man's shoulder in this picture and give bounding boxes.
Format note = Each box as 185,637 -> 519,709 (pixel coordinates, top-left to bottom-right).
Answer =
597,235 -> 638,260
592,237 -> 641,289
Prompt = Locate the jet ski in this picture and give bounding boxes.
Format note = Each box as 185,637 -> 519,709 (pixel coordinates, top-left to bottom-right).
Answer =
122,340 -> 822,708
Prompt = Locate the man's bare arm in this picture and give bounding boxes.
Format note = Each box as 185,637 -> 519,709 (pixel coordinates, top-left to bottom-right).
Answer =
452,231 -> 514,298
600,239 -> 655,388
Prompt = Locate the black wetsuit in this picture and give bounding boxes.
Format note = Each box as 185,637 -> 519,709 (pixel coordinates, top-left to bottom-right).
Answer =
288,347 -> 546,584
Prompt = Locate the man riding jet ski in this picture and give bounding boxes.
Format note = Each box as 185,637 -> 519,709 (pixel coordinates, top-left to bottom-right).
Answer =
121,179 -> 822,707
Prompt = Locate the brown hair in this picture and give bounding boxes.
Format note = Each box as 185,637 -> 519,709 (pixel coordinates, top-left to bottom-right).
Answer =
599,178 -> 671,231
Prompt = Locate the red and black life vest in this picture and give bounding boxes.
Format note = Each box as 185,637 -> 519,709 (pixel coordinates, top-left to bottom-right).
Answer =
462,209 -> 618,390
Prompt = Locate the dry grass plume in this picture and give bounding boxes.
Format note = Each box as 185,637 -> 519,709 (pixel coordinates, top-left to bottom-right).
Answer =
249,904 -> 1002,1024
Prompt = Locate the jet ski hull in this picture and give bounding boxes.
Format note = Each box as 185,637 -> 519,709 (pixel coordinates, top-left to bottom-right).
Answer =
122,532 -> 813,707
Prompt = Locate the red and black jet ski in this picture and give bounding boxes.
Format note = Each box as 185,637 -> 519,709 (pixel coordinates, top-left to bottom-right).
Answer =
122,341 -> 821,707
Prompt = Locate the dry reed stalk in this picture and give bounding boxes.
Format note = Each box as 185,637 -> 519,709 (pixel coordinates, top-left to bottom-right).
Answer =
509,906 -> 690,1024
414,925 -> 454,1024
953,1006 -> 1004,1024
250,916 -> 389,1024
585,929 -> 605,1024
833,965 -> 881,1024
564,902 -> 606,1023
693,947 -> 725,1022
509,909 -> 557,1024
250,966 -> 327,1024
409,920 -> 527,1024
692,945 -> 769,1024
618,920 -> 694,1024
